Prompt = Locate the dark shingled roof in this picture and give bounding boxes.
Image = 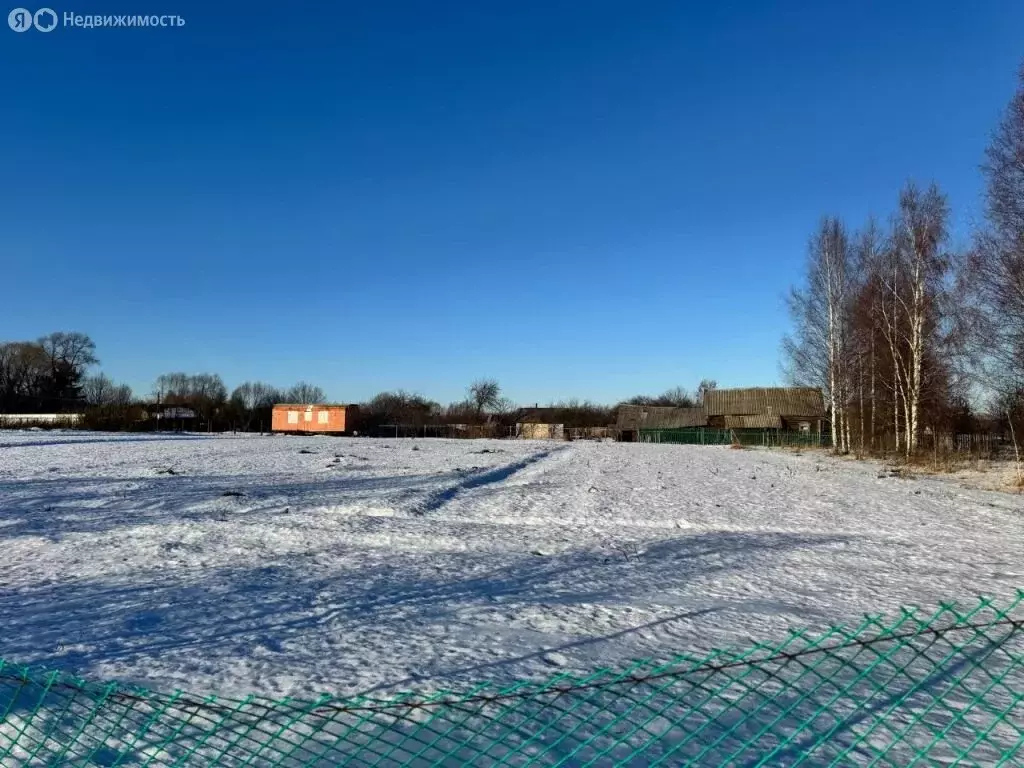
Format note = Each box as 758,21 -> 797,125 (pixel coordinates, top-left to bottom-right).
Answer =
514,408 -> 564,425
703,387 -> 825,418
616,405 -> 708,430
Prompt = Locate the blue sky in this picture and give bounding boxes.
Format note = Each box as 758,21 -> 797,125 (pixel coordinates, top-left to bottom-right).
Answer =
2,2 -> 1021,405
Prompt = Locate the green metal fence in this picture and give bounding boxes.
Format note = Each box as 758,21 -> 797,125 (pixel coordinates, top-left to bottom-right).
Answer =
1,593 -> 1020,766
638,427 -> 831,448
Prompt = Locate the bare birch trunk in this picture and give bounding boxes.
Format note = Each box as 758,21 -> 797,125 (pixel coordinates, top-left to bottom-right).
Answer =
844,409 -> 851,454
903,388 -> 913,458
1007,409 -> 1023,487
869,333 -> 876,451
824,231 -> 850,455
842,372 -> 851,453
897,378 -> 905,456
828,362 -> 839,451
859,353 -> 865,455
907,258 -> 924,456
825,252 -> 840,453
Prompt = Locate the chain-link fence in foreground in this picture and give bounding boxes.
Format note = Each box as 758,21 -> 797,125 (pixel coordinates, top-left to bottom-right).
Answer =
1,593 -> 1021,766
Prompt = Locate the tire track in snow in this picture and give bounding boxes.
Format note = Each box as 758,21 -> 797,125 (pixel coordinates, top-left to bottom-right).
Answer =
414,447 -> 569,515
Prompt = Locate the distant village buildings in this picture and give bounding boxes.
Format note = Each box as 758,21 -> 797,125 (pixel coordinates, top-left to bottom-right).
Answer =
616,387 -> 826,443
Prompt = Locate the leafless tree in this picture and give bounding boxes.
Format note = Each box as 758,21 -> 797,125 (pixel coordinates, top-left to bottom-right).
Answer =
231,381 -> 281,411
110,383 -> 134,407
286,381 -> 326,405
38,332 -> 98,373
82,374 -> 133,423
83,373 -> 116,406
151,372 -> 227,430
154,373 -> 226,404
963,67 -> 1024,389
695,379 -> 717,405
960,63 -> 1024,479
659,386 -> 695,407
37,331 -> 98,405
468,379 -> 501,416
190,374 -> 227,404
443,399 -> 479,425
997,390 -> 1024,485
492,396 -> 517,416
231,382 -> 257,412
622,386 -> 696,408
153,372 -> 191,403
362,390 -> 441,430
0,342 -> 49,408
852,221 -> 886,452
230,381 -> 281,431
880,183 -> 952,454
783,217 -> 853,453
546,399 -> 615,428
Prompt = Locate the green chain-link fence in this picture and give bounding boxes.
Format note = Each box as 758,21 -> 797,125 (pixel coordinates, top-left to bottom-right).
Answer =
638,427 -> 831,448
1,593 -> 1020,766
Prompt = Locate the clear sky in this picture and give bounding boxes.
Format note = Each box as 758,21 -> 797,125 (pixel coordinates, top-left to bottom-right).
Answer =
2,1 -> 1021,405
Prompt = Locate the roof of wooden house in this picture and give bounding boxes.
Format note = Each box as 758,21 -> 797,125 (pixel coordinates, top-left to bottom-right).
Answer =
514,408 -> 565,425
616,405 -> 708,430
703,387 -> 825,418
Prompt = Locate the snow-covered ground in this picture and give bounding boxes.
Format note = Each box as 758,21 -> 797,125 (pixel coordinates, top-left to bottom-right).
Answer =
0,432 -> 1021,700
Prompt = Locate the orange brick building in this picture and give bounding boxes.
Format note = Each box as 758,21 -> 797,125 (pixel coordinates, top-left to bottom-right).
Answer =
271,404 -> 359,434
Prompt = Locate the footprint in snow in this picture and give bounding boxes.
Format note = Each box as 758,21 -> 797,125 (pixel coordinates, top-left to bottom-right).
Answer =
259,636 -> 284,653
126,611 -> 163,632
542,652 -> 570,667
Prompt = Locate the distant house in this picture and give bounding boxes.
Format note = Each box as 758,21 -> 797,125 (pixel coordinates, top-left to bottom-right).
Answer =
140,404 -> 197,428
616,405 -> 707,442
513,408 -> 565,440
271,404 -> 359,434
702,387 -> 825,435
0,413 -> 83,426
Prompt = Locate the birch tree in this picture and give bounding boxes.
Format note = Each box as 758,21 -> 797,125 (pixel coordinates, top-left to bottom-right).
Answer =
891,183 -> 951,454
783,217 -> 853,453
853,221 -> 888,453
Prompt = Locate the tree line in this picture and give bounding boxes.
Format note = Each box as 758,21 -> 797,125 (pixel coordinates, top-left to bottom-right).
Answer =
783,62 -> 1024,460
0,332 -> 102,413
0,341 -> 723,434
0,334 -> 329,431
333,379 -> 719,433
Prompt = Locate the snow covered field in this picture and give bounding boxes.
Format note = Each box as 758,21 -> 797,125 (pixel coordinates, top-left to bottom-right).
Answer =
0,432 -> 1021,701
